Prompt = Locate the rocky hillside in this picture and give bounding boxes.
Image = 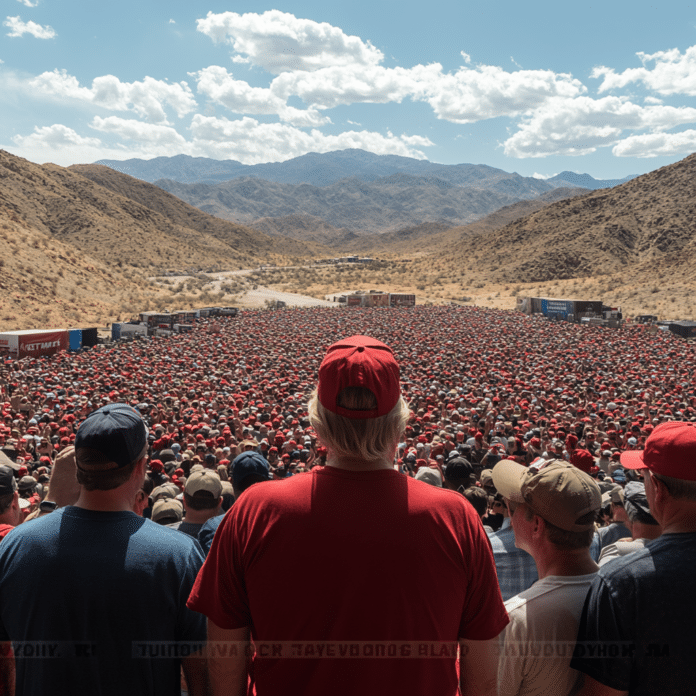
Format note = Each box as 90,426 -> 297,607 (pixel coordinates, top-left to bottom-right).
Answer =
0,151 -> 319,276
445,152 -> 696,283
343,187 -> 587,256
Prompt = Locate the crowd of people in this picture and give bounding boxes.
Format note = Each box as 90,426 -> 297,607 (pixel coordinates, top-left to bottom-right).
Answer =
3,305 -> 694,479
0,304 -> 694,695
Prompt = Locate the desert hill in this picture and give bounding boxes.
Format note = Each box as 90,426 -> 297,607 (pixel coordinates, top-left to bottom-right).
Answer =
69,164 -> 326,262
0,193 -> 168,330
0,151 -> 319,277
248,214 -> 361,247
342,187 -> 587,256
440,152 -> 696,283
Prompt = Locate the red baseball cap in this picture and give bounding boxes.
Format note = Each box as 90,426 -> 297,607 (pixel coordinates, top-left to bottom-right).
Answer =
621,421 -> 696,481
317,335 -> 400,420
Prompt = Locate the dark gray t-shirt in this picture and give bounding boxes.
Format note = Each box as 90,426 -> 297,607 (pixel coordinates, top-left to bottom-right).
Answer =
572,532 -> 696,695
0,507 -> 206,696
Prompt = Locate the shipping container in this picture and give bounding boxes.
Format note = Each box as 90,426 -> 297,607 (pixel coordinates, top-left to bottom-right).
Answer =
668,321 -> 696,339
81,327 -> 99,347
0,329 -> 69,358
172,311 -> 196,323
119,323 -> 148,338
68,329 -> 82,351
139,312 -> 175,328
388,294 -> 416,307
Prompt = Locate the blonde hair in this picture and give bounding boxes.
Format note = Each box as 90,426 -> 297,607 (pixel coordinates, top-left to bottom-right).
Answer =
308,387 -> 410,465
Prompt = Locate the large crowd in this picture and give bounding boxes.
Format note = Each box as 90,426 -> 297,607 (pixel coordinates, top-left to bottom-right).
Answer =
3,305 -> 694,483
1,304 -> 695,696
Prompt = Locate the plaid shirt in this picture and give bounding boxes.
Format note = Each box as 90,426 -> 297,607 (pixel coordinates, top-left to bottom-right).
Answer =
488,518 -> 538,601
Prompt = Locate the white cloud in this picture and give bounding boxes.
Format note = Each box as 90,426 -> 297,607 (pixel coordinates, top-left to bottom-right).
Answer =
192,65 -> 329,126
504,95 -> 696,157
460,51 -> 471,64
612,130 -> 696,157
196,10 -> 383,74
4,15 -> 55,38
29,69 -> 197,122
271,63 -> 437,110
12,124 -> 101,149
4,123 -> 190,165
644,96 -> 663,105
593,45 -> 696,96
90,116 -> 189,148
422,64 -> 585,124
270,60 -> 586,121
189,114 -> 433,163
532,172 -> 558,179
17,0 -> 39,7
169,19 -> 175,24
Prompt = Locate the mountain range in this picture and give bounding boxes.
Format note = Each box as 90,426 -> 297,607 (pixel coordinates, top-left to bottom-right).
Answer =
94,149 -> 638,240
96,149 -> 637,191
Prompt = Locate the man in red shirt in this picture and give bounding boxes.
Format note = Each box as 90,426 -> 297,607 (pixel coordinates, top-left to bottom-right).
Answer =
189,335 -> 508,696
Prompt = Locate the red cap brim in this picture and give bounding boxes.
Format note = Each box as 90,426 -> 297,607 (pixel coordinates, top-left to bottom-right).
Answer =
620,449 -> 646,470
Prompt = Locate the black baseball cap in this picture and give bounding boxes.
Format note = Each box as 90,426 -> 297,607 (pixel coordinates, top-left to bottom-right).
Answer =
231,451 -> 271,490
0,465 -> 17,496
75,404 -> 147,470
444,457 -> 474,481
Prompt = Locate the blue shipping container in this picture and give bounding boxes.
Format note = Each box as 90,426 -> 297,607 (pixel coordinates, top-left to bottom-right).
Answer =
541,298 -> 574,319
111,323 -> 122,340
68,329 -> 82,351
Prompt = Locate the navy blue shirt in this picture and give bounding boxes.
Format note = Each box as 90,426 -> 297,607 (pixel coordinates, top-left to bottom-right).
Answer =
197,513 -> 224,556
572,532 -> 696,695
0,507 -> 206,696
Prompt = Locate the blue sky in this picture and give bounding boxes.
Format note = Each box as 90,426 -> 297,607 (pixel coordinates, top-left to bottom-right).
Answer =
2,0 -> 696,179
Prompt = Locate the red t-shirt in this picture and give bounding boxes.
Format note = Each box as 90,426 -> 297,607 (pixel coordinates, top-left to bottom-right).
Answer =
0,525 -> 14,541
188,466 -> 508,696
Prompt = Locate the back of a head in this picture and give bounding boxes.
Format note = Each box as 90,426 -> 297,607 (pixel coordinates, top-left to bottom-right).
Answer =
309,335 -> 409,465
231,451 -> 271,495
74,404 -> 147,492
184,470 -> 222,511
463,486 -> 488,519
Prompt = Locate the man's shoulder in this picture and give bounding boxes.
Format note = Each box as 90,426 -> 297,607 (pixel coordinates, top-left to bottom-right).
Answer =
505,574 -> 596,619
599,532 -> 696,584
489,524 -> 517,551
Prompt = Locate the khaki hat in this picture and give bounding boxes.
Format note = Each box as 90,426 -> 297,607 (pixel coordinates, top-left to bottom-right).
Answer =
150,483 -> 178,502
492,458 -> 601,532
414,467 -> 442,487
184,470 -> 222,498
152,498 -> 183,523
480,469 -> 494,486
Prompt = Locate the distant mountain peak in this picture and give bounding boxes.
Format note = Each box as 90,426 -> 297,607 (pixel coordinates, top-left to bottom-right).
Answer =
547,170 -> 639,190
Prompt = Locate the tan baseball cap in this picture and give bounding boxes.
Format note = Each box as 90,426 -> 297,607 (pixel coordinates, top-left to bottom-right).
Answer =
492,459 -> 601,532
184,470 -> 222,498
150,483 -> 179,502
152,498 -> 183,523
